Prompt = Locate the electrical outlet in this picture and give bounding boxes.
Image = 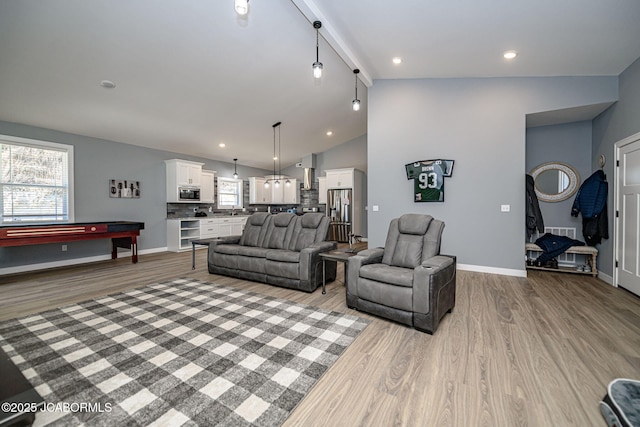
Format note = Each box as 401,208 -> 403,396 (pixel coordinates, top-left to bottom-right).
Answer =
501,204 -> 510,212
61,244 -> 67,251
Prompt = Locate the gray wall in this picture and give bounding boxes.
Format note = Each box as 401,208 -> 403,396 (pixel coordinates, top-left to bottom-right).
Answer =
281,134 -> 368,237
593,56 -> 640,276
525,121 -> 593,236
0,121 -> 270,270
368,76 -> 618,273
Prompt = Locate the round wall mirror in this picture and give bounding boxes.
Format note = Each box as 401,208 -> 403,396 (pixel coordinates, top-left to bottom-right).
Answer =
530,162 -> 580,202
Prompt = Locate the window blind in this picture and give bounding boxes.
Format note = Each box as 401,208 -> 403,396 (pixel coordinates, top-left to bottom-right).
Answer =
1,138 -> 73,224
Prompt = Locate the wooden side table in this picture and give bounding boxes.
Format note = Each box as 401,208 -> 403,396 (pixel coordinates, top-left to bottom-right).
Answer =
319,250 -> 358,294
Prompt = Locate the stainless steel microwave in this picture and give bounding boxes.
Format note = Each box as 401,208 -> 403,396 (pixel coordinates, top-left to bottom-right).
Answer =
178,187 -> 200,202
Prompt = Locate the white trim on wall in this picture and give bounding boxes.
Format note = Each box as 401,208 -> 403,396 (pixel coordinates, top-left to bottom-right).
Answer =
0,247 -> 167,276
457,263 -> 527,278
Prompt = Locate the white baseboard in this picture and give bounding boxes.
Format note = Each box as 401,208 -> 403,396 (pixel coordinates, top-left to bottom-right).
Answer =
597,271 -> 614,286
0,247 -> 167,276
457,263 -> 527,278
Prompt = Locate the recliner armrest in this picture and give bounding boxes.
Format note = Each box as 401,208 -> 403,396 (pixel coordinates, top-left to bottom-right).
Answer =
413,255 -> 456,315
347,247 -> 385,296
298,241 -> 338,281
420,255 -> 454,270
209,235 -> 241,248
353,247 -> 384,264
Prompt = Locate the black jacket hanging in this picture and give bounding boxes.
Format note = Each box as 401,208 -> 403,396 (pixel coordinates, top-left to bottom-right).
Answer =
526,174 -> 544,238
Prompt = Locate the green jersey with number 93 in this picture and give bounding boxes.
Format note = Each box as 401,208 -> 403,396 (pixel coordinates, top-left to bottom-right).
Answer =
405,159 -> 454,202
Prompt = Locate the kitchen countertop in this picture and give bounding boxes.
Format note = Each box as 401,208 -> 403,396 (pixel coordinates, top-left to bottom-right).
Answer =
167,214 -> 253,220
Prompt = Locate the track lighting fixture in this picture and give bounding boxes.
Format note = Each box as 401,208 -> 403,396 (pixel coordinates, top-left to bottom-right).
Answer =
233,158 -> 238,178
352,69 -> 361,111
234,0 -> 249,15
312,21 -> 323,79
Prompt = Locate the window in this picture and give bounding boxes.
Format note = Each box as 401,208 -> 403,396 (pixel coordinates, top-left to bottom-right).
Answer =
216,177 -> 243,209
1,135 -> 74,224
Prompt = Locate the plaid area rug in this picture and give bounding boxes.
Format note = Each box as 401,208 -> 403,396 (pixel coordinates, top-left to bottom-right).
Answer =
0,278 -> 369,426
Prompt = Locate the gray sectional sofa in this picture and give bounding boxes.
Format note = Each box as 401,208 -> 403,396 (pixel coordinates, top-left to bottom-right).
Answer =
207,212 -> 337,292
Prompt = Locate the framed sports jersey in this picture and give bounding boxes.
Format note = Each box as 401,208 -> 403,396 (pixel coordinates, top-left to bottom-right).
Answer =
405,159 -> 454,202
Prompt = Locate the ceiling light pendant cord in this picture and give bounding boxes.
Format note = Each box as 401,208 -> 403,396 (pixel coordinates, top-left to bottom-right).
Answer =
233,158 -> 238,179
312,21 -> 323,79
352,69 -> 361,111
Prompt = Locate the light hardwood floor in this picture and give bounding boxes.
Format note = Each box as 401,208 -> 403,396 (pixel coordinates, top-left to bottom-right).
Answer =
1,250 -> 639,426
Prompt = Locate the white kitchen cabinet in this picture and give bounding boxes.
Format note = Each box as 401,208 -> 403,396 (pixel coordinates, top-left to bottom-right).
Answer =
317,176 -> 327,204
165,159 -> 204,202
201,170 -> 216,203
325,168 -> 354,189
281,179 -> 298,204
249,177 -> 271,204
200,218 -> 219,239
216,216 -> 247,237
249,177 -> 297,204
168,216 -> 249,252
167,219 -> 201,252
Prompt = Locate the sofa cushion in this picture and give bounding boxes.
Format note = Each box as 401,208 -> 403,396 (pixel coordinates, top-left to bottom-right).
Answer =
292,213 -> 328,251
264,259 -> 300,279
214,244 -> 241,255
391,234 -> 425,269
359,263 -> 414,287
237,246 -> 270,258
239,212 -> 271,247
357,277 -> 413,311
422,219 -> 445,261
398,214 -> 432,235
266,249 -> 300,263
382,214 -> 440,268
264,213 -> 297,249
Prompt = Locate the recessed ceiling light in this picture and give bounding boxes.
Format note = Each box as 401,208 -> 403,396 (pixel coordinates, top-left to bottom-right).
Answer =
100,80 -> 116,89
326,131 -> 333,136
219,143 -> 226,148
503,50 -> 518,60
392,57 -> 402,65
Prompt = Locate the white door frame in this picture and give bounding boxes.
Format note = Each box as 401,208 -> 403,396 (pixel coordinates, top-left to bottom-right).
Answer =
613,130 -> 640,288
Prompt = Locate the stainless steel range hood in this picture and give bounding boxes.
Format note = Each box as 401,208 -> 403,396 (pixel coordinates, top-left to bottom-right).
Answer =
300,153 -> 316,190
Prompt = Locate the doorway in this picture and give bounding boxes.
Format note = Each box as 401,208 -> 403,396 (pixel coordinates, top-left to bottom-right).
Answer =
615,131 -> 640,297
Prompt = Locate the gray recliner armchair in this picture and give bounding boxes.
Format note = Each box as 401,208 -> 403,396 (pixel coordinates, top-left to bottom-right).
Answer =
346,213 -> 456,334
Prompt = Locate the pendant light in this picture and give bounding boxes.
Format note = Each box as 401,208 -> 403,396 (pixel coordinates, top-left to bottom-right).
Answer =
234,0 -> 249,15
312,21 -> 323,79
233,158 -> 238,178
275,122 -> 281,187
265,122 -> 282,188
352,69 -> 361,111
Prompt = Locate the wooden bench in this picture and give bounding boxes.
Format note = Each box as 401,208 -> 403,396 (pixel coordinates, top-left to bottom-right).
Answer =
526,227 -> 598,277
526,242 -> 598,277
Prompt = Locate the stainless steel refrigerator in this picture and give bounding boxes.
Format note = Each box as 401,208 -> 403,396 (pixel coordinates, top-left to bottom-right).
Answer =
327,188 -> 352,242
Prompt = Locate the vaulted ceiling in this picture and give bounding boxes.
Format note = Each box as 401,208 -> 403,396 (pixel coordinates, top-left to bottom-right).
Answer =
1,0 -> 639,169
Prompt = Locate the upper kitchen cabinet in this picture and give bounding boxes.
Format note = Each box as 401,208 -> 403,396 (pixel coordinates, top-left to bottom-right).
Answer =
249,177 -> 271,204
279,179 -> 298,204
326,168 -> 353,189
325,168 -> 360,189
166,159 -> 203,187
201,170 -> 216,203
165,159 -> 204,203
317,176 -> 327,204
249,177 -> 298,204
